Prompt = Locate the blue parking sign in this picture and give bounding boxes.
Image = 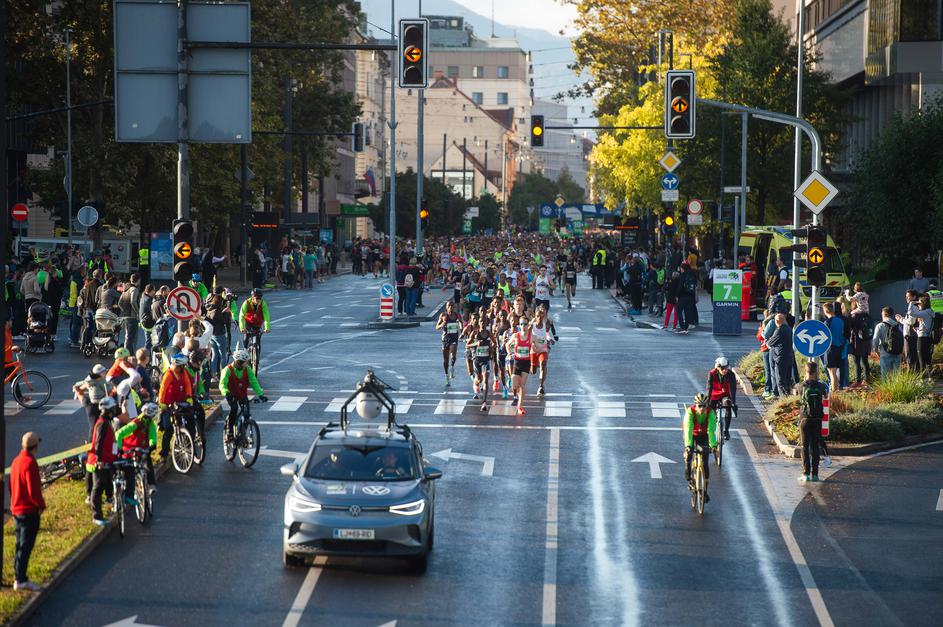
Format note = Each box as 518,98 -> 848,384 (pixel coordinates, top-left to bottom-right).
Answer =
793,319 -> 832,358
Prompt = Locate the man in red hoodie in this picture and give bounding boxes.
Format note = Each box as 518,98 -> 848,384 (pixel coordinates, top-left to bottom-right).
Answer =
10,432 -> 46,591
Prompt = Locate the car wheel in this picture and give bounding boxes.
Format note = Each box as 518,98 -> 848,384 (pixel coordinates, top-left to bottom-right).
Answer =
283,551 -> 305,568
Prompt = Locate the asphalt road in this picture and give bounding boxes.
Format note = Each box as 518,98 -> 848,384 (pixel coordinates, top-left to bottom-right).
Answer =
24,273 -> 943,627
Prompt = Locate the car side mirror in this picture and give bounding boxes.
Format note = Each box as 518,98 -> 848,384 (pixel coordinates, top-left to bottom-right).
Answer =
423,466 -> 443,481
280,462 -> 298,477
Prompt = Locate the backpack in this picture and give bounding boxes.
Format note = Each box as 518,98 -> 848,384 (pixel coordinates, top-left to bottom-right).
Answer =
151,317 -> 171,349
656,268 -> 665,286
932,312 -> 943,345
855,313 -> 873,342
681,272 -> 697,295
404,272 -> 415,288
801,380 -> 825,422
882,321 -> 904,355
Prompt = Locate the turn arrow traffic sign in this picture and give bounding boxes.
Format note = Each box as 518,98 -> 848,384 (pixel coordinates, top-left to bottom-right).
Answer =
631,452 -> 676,479
794,319 -> 832,358
808,247 -> 824,264
403,45 -> 422,62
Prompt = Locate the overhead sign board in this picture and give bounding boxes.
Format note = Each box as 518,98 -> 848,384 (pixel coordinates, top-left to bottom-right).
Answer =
114,0 -> 251,143
794,170 -> 839,215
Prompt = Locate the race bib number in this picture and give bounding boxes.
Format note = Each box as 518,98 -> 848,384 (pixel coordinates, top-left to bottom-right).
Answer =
476,346 -> 490,357
567,271 -> 576,278
446,323 -> 459,334
515,346 -> 530,359
485,289 -> 495,298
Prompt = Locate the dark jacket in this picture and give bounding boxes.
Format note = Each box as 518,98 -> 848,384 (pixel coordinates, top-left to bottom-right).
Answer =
665,277 -> 680,305
766,323 -> 794,362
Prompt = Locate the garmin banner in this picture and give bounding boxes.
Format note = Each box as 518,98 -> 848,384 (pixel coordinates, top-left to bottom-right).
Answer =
712,269 -> 743,336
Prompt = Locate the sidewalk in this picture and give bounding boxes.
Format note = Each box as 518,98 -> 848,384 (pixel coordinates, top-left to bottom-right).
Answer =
213,262 -> 352,291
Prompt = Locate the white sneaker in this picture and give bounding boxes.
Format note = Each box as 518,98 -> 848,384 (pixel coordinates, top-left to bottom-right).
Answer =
13,580 -> 41,592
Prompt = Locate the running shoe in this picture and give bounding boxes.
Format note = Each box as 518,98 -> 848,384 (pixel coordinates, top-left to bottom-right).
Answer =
481,403 -> 488,412
537,386 -> 545,396
517,407 -> 526,415
473,392 -> 480,400
502,388 -> 508,399
446,376 -> 451,387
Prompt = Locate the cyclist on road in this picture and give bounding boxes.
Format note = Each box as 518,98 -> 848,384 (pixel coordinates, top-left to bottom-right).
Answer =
706,357 -> 738,440
238,288 -> 270,353
115,401 -> 159,495
88,396 -> 126,526
683,393 -> 718,503
157,353 -> 194,463
219,349 -> 266,445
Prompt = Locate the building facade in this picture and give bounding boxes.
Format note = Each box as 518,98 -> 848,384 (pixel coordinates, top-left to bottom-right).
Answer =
531,99 -> 591,193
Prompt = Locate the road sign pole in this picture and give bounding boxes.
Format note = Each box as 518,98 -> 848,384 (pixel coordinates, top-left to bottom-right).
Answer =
733,196 -> 739,264
415,0 -> 424,256
66,28 -> 74,247
388,0 -> 397,308
240,143 -> 248,286
177,0 -> 190,226
794,0 -> 807,319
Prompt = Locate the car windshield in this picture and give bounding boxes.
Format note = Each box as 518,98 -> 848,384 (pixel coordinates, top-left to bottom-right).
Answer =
305,443 -> 417,481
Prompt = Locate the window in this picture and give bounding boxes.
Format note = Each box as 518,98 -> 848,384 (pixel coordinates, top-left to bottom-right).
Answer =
471,92 -> 483,105
305,444 -> 417,481
497,92 -> 509,105
497,66 -> 509,78
447,66 -> 459,78
472,66 -> 484,78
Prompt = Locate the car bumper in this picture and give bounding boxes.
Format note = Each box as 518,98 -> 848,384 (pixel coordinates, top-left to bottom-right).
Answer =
283,509 -> 430,558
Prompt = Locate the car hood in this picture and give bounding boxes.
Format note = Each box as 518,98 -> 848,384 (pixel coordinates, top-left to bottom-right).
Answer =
295,477 -> 423,506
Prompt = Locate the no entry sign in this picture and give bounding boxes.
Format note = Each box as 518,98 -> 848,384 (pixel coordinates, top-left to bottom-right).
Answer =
11,203 -> 28,222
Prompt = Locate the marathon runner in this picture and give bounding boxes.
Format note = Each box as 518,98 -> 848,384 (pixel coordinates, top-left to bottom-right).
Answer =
435,301 -> 463,385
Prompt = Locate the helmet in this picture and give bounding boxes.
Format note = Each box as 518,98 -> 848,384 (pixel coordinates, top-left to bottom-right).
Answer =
693,393 -> 709,407
715,357 -> 729,369
98,396 -> 118,415
251,288 -> 263,298
172,353 -> 188,366
114,347 -> 131,360
142,402 -> 159,418
191,273 -> 202,281
233,349 -> 249,362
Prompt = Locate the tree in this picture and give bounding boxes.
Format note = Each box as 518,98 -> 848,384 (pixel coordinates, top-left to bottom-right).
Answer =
563,0 -> 736,114
372,169 -> 466,238
505,171 -> 584,229
845,98 -> 943,264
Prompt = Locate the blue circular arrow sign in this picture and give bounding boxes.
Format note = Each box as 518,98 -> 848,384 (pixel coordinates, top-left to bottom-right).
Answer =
380,283 -> 394,298
793,319 -> 832,358
661,173 -> 680,190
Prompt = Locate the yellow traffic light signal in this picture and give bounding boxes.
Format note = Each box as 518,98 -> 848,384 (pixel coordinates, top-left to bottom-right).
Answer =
665,70 -> 696,139
398,19 -> 429,88
664,216 -> 674,226
531,115 -> 545,147
419,209 -> 429,219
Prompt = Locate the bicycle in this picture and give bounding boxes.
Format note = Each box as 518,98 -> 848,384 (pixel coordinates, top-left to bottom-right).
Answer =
244,329 -> 262,372
714,400 -> 737,468
129,447 -> 154,524
39,454 -> 84,487
5,349 -> 52,409
224,397 -> 263,468
110,459 -> 133,538
689,443 -> 709,516
168,402 -> 198,474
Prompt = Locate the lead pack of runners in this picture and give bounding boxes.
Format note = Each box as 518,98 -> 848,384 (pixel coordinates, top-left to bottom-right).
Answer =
432,235 -> 580,415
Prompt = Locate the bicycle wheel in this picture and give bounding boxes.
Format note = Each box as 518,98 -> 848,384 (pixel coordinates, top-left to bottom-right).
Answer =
695,464 -> 706,516
134,472 -> 147,524
115,484 -> 126,538
192,422 -> 205,466
238,419 -> 261,468
223,422 -> 237,462
171,428 -> 195,474
11,370 -> 52,409
249,343 -> 260,372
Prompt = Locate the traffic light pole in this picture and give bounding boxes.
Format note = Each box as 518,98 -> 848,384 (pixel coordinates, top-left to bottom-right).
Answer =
416,0 -> 424,255
177,0 -> 190,223
388,0 -> 398,299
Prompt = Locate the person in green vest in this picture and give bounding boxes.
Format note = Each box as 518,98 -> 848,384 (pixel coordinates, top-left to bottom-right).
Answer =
927,284 -> 943,314
189,273 -> 209,302
592,247 -> 607,289
138,247 -> 150,283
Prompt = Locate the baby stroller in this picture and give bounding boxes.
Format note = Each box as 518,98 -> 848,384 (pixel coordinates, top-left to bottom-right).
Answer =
25,302 -> 56,353
85,308 -> 120,358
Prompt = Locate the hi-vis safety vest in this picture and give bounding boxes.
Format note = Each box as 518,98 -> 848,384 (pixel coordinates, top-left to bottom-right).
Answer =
593,249 -> 606,266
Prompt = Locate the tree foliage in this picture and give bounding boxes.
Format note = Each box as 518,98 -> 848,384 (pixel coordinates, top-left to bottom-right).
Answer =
7,0 -> 361,243
372,169 -> 470,238
506,171 -> 585,228
845,98 -> 943,264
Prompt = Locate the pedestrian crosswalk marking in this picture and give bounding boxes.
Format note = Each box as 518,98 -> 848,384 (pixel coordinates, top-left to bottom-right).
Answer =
486,402 -> 520,416
270,396 -> 307,412
559,337 -> 577,342
303,323 -> 323,328
650,402 -> 683,418
559,326 -> 581,333
543,400 -> 572,417
340,323 -> 359,327
391,398 -> 413,414
326,397 -> 349,412
434,399 -> 466,414
596,400 -> 626,418
45,400 -> 81,415
596,327 -> 618,332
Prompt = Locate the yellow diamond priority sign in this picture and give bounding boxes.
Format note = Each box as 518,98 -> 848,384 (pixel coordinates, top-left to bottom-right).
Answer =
659,151 -> 681,173
794,170 -> 838,215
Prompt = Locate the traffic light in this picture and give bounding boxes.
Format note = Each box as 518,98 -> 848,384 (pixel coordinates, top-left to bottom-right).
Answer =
530,115 -> 545,147
661,214 -> 676,237
352,122 -> 364,153
664,70 -> 696,139
806,225 -> 827,286
398,18 -> 429,88
419,200 -> 429,231
173,219 -> 195,283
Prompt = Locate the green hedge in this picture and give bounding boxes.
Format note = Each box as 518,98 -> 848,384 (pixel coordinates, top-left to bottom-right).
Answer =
767,398 -> 943,444
830,409 -> 905,443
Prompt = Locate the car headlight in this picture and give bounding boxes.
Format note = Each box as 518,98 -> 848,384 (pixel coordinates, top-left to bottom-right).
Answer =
288,494 -> 322,513
389,499 -> 425,516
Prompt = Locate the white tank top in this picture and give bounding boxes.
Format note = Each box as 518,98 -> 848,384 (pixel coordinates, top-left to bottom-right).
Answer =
531,321 -> 550,353
535,276 -> 550,300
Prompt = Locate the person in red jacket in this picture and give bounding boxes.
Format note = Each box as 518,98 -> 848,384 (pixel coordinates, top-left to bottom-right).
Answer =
10,432 -> 46,591
88,397 -> 122,526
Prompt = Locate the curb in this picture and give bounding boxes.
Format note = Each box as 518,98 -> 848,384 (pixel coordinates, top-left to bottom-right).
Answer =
608,291 -> 661,330
365,321 -> 420,330
8,404 -> 222,626
735,367 -> 802,458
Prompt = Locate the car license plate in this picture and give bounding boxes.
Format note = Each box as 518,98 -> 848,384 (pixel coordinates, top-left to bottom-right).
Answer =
333,528 -> 375,540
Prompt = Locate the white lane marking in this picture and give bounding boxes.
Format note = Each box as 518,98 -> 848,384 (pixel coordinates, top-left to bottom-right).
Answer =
740,428 -> 835,626
650,402 -> 682,418
543,401 -> 572,417
596,401 -> 626,418
648,393 -> 676,397
257,421 -> 683,431
49,374 -> 69,380
429,448 -> 495,476
937,489 -> 943,512
272,304 -> 293,309
630,452 -> 675,479
270,314 -> 297,325
44,399 -> 80,415
281,556 -> 328,627
598,393 -> 624,397
559,337 -> 577,342
269,396 -> 307,412
558,326 -> 581,332
485,402 -> 519,416
289,388 -> 316,392
309,366 -> 331,370
596,327 -> 618,332
542,428 -> 560,626
395,398 -> 413,414
300,310 -> 311,314
303,323 -> 323,328
258,447 -> 306,463
434,399 -> 466,414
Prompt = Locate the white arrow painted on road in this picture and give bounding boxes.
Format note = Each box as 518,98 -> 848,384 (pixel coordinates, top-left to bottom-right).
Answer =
936,489 -> 943,511
377,622 -> 398,627
259,446 -> 306,464
631,452 -> 676,479
430,448 -> 495,476
103,616 -> 166,627
796,329 -> 829,350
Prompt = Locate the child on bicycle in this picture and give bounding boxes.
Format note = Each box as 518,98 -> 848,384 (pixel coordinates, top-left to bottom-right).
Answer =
683,393 -> 718,503
219,349 -> 266,444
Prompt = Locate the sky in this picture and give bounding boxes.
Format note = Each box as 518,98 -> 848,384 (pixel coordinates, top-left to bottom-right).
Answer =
425,0 -> 579,37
